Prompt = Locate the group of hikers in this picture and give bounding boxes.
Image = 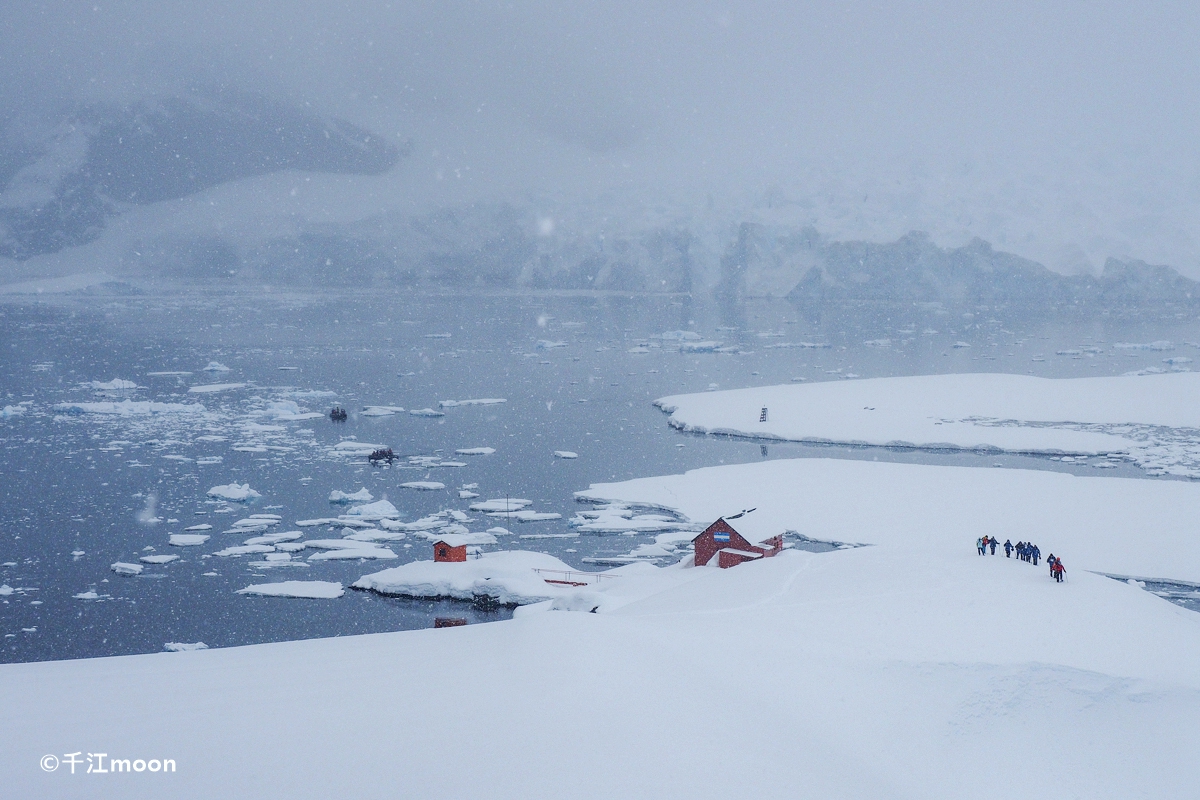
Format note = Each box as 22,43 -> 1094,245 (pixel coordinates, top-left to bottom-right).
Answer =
976,535 -> 1066,582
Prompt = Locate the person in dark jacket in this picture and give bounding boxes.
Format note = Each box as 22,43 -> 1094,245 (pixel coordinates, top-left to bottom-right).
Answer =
989,537 -> 998,555
1031,544 -> 1041,566
1004,539 -> 1013,558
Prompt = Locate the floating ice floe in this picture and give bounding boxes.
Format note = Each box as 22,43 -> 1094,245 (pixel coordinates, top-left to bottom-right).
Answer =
213,544 -> 275,557
87,378 -> 137,390
409,408 -> 445,417
423,333 -> 451,339
189,383 -> 247,393
568,502 -> 695,533
344,499 -> 400,520
306,541 -> 398,561
330,487 -> 374,504
72,590 -> 107,600
139,555 -> 180,564
183,524 -> 213,531
206,484 -> 261,502
169,534 -> 210,546
353,550 -> 578,604
251,399 -> 324,421
1,405 -> 25,418
662,330 -> 702,341
54,400 -> 206,416
0,584 -> 13,595
244,531 -> 302,545
455,447 -> 495,455
553,451 -> 578,459
438,398 -> 507,408
400,481 -> 446,491
361,406 -> 405,416
163,642 -> 209,651
537,340 -> 568,349
469,498 -> 532,513
332,440 -> 387,456
379,514 -> 442,532
496,510 -> 562,522
202,361 -> 231,372
110,562 -> 144,576
236,581 -> 344,599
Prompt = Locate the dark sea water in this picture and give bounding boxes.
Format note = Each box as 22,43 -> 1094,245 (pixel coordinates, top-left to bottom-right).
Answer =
3,287 -> 1198,662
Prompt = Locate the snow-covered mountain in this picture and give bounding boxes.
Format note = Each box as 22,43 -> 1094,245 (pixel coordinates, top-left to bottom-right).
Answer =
0,89 -> 403,260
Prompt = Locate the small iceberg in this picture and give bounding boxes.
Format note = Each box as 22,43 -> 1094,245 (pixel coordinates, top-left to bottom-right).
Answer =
169,534 -> 210,546
409,408 -> 445,417
202,361 -> 231,372
553,451 -> 578,459
330,487 -> 374,504
400,481 -> 446,491
455,447 -> 495,456
344,499 -> 401,520
87,378 -> 137,391
111,562 -> 144,576
139,554 -> 180,564
362,406 -> 405,417
207,483 -> 261,502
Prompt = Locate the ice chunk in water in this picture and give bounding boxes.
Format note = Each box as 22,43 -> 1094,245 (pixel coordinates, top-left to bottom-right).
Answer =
169,534 -> 210,546
110,562 -> 144,575
207,483 -> 261,502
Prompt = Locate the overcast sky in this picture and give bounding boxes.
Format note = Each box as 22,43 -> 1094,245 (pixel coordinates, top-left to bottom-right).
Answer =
4,1 -> 1200,271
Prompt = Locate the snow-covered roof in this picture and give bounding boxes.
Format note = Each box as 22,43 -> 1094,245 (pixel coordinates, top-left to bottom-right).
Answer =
717,548 -> 763,560
433,532 -> 497,548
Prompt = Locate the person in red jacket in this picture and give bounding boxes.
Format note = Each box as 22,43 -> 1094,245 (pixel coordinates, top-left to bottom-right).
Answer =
1051,559 -> 1065,583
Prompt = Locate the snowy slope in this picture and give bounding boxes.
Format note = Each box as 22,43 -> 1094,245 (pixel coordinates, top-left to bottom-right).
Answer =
2,543 -> 1198,799
579,457 -> 1200,584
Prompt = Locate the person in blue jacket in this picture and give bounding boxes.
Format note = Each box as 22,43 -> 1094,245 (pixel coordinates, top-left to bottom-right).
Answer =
1031,544 -> 1041,566
1004,539 -> 1013,558
989,537 -> 998,555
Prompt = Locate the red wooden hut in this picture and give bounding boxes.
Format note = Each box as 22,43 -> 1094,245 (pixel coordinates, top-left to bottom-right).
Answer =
692,518 -> 783,568
433,539 -> 468,563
